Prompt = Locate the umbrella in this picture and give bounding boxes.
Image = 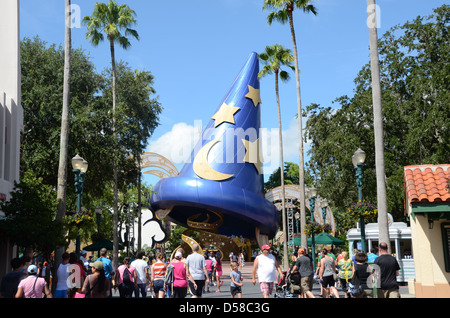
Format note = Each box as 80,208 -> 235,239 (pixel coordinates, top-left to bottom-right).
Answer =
307,232 -> 345,246
83,238 -> 124,251
288,237 -> 302,247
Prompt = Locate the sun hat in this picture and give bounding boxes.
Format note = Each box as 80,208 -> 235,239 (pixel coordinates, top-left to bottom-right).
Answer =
27,264 -> 38,274
261,244 -> 271,251
89,260 -> 103,270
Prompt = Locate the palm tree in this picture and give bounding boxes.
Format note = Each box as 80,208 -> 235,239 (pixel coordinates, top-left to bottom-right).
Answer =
258,44 -> 295,269
54,0 -> 72,281
83,0 -> 139,268
366,0 -> 390,252
263,0 -> 318,250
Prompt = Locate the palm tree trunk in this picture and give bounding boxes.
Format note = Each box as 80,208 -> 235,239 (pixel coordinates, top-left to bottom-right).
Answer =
137,155 -> 142,252
366,0 -> 390,253
288,9 -> 307,249
110,37 -> 120,269
275,71 -> 289,269
54,0 -> 71,285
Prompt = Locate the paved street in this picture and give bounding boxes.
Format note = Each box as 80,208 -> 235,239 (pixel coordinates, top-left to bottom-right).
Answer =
112,260 -> 415,299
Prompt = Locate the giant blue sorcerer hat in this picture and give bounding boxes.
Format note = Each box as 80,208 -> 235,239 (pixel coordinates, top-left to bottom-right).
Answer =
151,52 -> 278,242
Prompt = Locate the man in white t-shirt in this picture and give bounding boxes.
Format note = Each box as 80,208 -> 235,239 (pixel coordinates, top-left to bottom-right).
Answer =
130,251 -> 151,298
252,244 -> 284,298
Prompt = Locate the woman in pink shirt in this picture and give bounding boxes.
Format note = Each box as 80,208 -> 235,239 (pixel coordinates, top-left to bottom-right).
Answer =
170,251 -> 195,298
214,253 -> 223,293
205,255 -> 213,292
16,265 -> 52,298
115,257 -> 137,298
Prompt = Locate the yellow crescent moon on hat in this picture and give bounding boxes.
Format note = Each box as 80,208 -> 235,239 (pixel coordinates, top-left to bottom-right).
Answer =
193,140 -> 234,181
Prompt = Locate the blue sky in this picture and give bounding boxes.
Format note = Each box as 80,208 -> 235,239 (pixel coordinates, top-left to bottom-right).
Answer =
20,0 -> 447,186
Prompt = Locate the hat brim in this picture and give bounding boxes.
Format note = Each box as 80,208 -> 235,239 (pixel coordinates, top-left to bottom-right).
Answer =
151,176 -> 278,239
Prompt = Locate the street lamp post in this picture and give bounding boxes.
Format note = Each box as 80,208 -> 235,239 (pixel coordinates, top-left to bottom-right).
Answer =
308,187 -> 317,272
95,206 -> 102,258
95,206 -> 102,234
352,148 -> 367,253
295,211 -> 300,234
72,154 -> 88,257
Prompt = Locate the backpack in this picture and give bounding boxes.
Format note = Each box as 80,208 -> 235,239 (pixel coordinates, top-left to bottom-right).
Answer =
164,264 -> 174,286
122,267 -> 132,285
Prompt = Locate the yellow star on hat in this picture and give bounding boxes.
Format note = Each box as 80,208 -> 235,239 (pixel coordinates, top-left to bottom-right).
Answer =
211,103 -> 240,127
245,85 -> 262,107
242,138 -> 263,174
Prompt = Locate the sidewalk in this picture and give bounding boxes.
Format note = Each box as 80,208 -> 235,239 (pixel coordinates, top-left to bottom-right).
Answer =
202,261 -> 415,298
112,260 -> 415,298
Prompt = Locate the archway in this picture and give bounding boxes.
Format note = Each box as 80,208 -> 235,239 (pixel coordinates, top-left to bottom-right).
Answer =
265,185 -> 335,232
265,185 -> 336,255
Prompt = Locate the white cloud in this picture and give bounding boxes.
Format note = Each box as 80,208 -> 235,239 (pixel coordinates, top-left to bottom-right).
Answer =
147,122 -> 202,164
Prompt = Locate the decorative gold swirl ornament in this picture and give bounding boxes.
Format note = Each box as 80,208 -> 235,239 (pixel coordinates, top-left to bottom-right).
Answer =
187,210 -> 224,233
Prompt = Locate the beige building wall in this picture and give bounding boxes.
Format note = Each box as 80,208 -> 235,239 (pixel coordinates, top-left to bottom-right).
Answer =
408,205 -> 450,297
0,0 -> 22,279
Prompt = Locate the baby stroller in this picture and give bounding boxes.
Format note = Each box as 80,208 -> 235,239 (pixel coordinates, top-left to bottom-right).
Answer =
274,270 -> 292,298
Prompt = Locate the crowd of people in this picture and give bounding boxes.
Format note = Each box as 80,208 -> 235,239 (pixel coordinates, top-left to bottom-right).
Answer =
0,242 -> 402,299
280,241 -> 402,298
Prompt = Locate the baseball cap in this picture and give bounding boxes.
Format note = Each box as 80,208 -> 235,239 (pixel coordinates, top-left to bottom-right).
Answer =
27,264 -> 38,274
261,244 -> 271,251
89,260 -> 104,270
175,251 -> 183,259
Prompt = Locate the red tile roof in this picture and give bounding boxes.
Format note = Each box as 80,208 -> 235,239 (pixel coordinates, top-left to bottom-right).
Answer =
404,164 -> 450,203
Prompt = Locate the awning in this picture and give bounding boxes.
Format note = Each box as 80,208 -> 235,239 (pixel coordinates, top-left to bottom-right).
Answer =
410,202 -> 450,220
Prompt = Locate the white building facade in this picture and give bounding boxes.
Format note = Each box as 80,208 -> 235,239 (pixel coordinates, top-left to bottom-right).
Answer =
0,0 -> 23,278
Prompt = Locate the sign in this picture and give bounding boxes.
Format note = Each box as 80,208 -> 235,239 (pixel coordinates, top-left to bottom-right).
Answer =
387,213 -> 394,226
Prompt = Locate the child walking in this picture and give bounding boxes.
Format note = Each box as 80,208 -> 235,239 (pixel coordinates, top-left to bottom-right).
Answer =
230,262 -> 243,298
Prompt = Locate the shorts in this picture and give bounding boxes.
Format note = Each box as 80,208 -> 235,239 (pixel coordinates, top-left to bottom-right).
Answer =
321,275 -> 335,288
153,279 -> 164,294
230,286 -> 242,296
172,286 -> 187,298
259,282 -> 274,296
54,289 -> 68,298
301,276 -> 314,292
188,280 -> 205,297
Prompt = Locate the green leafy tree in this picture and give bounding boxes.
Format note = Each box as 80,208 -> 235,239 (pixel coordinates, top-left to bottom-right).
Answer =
258,44 -> 294,267
83,0 -> 140,269
304,5 -> 449,235
20,36 -> 161,257
264,162 -> 314,192
263,0 -> 318,250
0,172 -> 65,255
